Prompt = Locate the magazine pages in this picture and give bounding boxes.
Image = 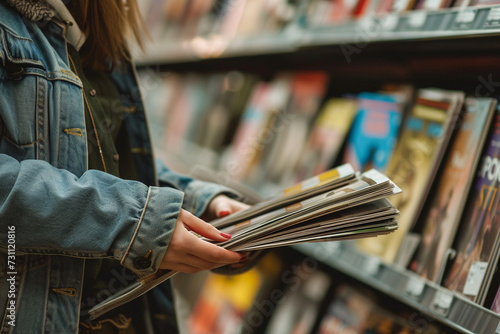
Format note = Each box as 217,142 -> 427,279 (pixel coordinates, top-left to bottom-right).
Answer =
89,164 -> 401,320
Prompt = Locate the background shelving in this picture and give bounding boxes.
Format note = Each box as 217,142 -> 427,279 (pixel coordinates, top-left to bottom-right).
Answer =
137,1 -> 500,333
294,243 -> 500,334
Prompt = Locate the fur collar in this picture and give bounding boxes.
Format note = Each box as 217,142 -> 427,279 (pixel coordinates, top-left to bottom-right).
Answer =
6,0 -> 56,22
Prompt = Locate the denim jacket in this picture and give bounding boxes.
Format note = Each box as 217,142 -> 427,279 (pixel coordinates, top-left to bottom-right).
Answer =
0,2 -> 237,333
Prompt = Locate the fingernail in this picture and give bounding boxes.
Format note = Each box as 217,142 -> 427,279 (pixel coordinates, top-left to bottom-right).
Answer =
239,256 -> 247,262
219,210 -> 231,217
220,232 -> 232,239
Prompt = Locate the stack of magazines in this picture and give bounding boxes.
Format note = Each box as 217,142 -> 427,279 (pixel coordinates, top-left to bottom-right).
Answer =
89,163 -> 401,319
211,163 -> 401,251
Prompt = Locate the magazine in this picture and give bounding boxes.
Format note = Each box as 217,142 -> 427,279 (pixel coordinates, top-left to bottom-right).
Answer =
342,91 -> 402,172
410,97 -> 497,283
88,164 -> 400,319
443,105 -> 500,304
357,88 -> 464,264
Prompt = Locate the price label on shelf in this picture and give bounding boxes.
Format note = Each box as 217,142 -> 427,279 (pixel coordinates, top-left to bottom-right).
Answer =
431,290 -> 453,317
463,261 -> 487,297
407,11 -> 427,29
379,14 -> 399,32
485,7 -> 500,28
405,276 -> 425,299
454,8 -> 477,30
456,8 -> 477,24
363,256 -> 381,276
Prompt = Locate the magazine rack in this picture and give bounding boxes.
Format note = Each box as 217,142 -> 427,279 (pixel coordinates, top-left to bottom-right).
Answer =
294,243 -> 500,334
136,4 -> 500,333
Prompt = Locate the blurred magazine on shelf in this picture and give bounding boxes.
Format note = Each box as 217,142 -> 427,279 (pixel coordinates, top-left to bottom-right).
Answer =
356,88 -> 464,264
491,286 -> 500,314
442,106 -> 500,305
264,265 -> 331,334
88,163 -> 401,319
318,282 -> 445,334
187,251 -> 284,334
292,97 -> 357,182
410,97 -> 497,283
222,75 -> 292,181
261,72 -> 329,185
317,284 -> 376,333
342,92 -> 403,173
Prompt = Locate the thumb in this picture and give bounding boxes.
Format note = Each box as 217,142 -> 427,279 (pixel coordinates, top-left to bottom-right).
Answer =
180,210 -> 232,241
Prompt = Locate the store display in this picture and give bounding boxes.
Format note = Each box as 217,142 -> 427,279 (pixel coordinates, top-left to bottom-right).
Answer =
132,0 -> 500,332
357,88 -> 464,263
442,106 -> 500,305
410,98 -> 497,283
316,283 -> 445,334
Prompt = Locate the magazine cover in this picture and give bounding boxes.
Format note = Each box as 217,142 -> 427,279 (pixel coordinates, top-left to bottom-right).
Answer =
264,266 -> 331,334
292,97 -> 357,182
410,98 -> 497,283
222,76 -> 292,181
343,92 -> 402,173
261,72 -> 329,185
357,89 -> 464,263
491,286 -> 500,314
317,284 -> 376,333
187,252 -> 284,334
443,107 -> 500,303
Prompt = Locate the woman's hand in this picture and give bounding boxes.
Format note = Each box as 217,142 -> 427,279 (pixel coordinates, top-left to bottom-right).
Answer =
160,209 -> 245,273
202,195 -> 250,221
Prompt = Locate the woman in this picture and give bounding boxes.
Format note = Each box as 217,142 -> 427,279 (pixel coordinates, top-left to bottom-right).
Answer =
0,0 -> 248,333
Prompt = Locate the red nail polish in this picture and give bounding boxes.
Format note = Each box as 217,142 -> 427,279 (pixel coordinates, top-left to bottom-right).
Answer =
219,210 -> 231,217
239,256 -> 247,262
220,232 -> 232,239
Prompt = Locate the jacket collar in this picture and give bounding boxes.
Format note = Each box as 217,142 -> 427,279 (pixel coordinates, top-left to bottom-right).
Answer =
5,0 -> 85,50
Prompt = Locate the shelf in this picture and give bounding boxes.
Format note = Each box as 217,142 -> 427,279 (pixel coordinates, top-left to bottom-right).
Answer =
135,5 -> 500,67
293,242 -> 500,334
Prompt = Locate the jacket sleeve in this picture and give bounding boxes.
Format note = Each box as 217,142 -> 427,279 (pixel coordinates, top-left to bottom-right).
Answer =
0,154 -> 183,278
155,159 -> 243,217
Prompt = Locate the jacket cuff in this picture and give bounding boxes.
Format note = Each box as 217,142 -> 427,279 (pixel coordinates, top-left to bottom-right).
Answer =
120,186 -> 184,278
182,180 -> 242,217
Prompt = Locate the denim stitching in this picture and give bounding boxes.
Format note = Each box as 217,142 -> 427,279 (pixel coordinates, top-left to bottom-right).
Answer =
63,128 -> 83,137
51,288 -> 77,297
120,187 -> 152,270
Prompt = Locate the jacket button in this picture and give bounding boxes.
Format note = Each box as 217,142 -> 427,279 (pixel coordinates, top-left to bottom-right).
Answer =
89,89 -> 97,97
134,257 -> 151,270
113,153 -> 119,162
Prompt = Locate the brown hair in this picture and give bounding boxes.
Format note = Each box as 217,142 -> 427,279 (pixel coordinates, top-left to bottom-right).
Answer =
65,0 -> 146,71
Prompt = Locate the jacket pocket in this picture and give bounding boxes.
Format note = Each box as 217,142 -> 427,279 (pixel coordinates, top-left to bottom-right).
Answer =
0,74 -> 47,153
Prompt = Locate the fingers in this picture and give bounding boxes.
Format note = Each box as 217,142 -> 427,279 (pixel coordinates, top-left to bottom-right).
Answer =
180,209 -> 232,242
211,195 -> 251,218
160,209 -> 245,273
184,232 -> 242,264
